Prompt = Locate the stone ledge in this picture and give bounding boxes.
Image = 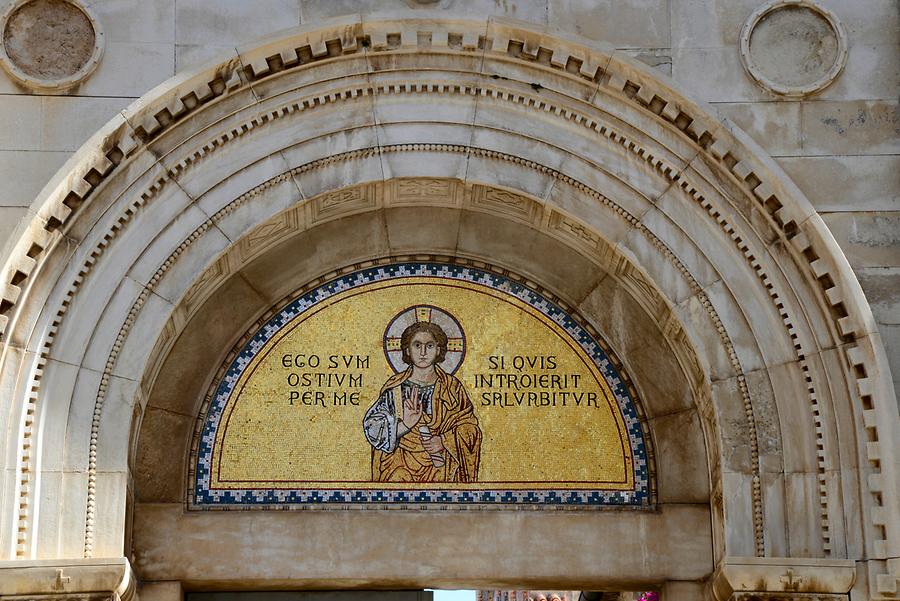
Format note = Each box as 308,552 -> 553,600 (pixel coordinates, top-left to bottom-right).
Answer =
0,558 -> 136,601
713,556 -> 856,600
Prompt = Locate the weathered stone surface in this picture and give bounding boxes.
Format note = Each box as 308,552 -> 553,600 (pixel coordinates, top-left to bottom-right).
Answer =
622,48 -> 672,76
720,471 -> 758,557
857,267 -> 900,325
820,212 -> 900,269
760,471 -> 788,557
801,100 -> 900,156
147,273 -> 266,417
93,374 -> 138,472
302,0 -> 550,24
777,155 -> 900,213
139,581 -> 183,601
578,280 -> 695,419
673,46 -> 770,102
759,362 -> 812,474
175,0 -> 300,46
711,376 -> 753,473
548,0 -> 669,49
32,358 -> 80,472
68,276 -> 145,372
650,409 -> 710,503
239,211 -> 390,303
880,323 -> 900,392
715,102 -> 802,157
75,40 -> 174,97
40,96 -> 132,151
175,43 -> 235,72
816,0 -> 898,46
0,149 -> 70,206
670,0 -> 757,48
785,471 -> 827,557
457,209 -> 603,303
818,42 -> 899,101
0,94 -> 42,150
384,205 -> 461,253
87,0 -> 175,44
662,581 -> 708,601
0,206 -> 26,249
135,406 -> 194,503
133,502 -> 713,586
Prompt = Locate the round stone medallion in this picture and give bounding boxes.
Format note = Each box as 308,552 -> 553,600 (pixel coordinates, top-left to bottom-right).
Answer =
740,0 -> 848,97
0,0 -> 103,91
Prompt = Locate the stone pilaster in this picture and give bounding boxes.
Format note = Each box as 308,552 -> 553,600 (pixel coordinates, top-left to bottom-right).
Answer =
0,558 -> 136,601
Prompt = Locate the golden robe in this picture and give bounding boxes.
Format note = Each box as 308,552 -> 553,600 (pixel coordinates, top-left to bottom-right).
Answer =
365,366 -> 481,483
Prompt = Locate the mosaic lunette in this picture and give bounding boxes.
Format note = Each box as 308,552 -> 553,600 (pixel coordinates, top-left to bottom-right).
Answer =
193,263 -> 650,507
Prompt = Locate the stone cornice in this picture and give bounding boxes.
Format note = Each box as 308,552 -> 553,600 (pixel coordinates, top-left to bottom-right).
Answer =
713,556 -> 856,600
0,558 -> 136,601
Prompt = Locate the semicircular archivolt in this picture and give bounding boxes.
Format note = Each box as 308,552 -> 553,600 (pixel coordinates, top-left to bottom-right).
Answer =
0,18 -> 887,576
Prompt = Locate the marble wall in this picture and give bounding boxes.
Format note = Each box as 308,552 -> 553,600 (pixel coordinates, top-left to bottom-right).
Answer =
0,0 -> 896,400
0,1 -> 896,599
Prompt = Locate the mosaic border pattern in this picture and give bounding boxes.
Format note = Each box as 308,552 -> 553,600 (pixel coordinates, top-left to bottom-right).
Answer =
194,262 -> 650,507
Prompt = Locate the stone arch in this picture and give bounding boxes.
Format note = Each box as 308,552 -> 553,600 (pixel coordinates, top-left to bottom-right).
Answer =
132,182 -> 709,588
0,15 -> 893,597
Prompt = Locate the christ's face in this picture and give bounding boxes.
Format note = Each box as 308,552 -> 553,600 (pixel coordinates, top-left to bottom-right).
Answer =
408,331 -> 438,369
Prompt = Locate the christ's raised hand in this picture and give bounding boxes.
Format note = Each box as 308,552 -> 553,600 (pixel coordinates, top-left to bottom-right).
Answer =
402,386 -> 423,429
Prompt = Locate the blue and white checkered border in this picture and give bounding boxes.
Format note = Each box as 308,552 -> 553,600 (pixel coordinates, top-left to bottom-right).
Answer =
194,263 -> 650,507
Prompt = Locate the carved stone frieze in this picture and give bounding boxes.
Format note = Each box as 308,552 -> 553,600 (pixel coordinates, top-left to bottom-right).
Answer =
469,184 -> 542,226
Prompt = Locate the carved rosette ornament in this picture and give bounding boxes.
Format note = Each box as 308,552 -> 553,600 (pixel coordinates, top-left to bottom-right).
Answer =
739,0 -> 848,98
0,0 -> 103,91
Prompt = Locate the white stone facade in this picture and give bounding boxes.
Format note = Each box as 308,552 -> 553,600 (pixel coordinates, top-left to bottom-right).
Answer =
0,1 -> 896,600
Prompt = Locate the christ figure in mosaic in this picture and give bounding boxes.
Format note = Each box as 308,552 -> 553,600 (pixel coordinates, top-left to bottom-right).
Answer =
363,321 -> 482,483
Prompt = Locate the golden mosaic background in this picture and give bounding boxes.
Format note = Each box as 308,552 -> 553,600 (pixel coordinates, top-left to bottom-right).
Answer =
211,278 -> 633,490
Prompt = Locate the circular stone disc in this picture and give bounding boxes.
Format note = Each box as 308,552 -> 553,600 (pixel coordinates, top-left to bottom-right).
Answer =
748,5 -> 839,88
741,0 -> 848,98
3,0 -> 95,81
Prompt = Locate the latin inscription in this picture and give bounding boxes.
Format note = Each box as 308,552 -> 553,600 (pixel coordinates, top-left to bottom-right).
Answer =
282,353 -> 369,406
278,352 -> 599,409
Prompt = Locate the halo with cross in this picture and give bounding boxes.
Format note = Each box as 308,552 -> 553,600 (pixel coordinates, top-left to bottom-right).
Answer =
383,305 -> 466,375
